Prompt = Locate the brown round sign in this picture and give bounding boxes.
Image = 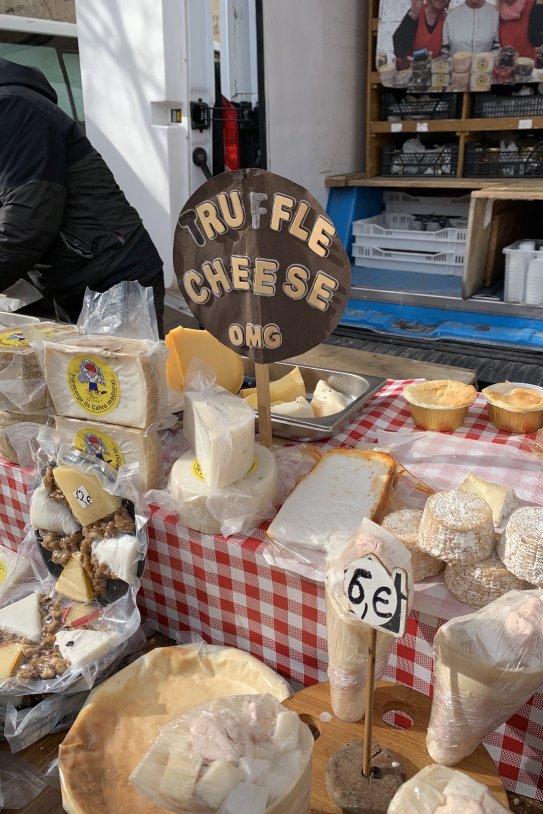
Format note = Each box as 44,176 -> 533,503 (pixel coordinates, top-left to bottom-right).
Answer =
173,168 -> 351,363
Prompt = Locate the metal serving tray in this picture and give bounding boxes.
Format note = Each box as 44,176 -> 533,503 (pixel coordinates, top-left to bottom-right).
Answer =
242,358 -> 385,441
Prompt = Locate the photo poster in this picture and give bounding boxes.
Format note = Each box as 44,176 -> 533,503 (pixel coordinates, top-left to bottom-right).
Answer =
377,0 -> 543,92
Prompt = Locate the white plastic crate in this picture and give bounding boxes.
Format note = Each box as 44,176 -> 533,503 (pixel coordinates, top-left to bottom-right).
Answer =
503,239 -> 543,305
383,190 -> 470,217
352,213 -> 467,256
351,243 -> 464,276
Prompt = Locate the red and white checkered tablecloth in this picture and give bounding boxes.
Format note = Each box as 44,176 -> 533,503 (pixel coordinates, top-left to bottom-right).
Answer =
1,379 -> 542,800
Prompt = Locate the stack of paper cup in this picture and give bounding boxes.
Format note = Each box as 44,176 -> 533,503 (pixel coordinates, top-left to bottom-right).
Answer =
524,256 -> 543,305
504,252 -> 528,303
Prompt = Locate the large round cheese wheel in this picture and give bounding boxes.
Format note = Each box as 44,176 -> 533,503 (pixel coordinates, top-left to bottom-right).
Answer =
59,644 -> 291,814
169,443 -> 279,534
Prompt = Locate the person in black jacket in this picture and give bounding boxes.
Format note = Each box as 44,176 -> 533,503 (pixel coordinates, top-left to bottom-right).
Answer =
0,57 -> 165,335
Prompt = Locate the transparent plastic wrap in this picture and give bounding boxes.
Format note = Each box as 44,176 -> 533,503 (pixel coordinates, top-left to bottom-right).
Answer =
0,411 -> 51,464
387,765 -> 509,813
426,589 -> 543,765
59,643 -> 293,814
77,280 -> 159,342
325,518 -> 413,722
129,694 -> 313,814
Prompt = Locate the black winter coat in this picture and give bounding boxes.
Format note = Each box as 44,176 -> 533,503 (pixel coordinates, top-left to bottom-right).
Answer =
0,57 -> 163,322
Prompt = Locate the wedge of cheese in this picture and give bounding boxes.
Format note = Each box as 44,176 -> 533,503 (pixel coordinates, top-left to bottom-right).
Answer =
91,534 -> 140,585
267,449 -> 396,554
0,642 -> 25,679
0,544 -> 32,602
310,379 -> 348,417
457,473 -> 519,527
183,389 -> 255,489
53,466 -> 122,527
0,593 -> 42,642
43,335 -> 167,428
55,416 -> 162,491
271,397 -> 314,418
55,554 -> 95,602
55,629 -> 119,668
165,326 -> 243,394
241,367 -> 306,410
30,482 -> 82,535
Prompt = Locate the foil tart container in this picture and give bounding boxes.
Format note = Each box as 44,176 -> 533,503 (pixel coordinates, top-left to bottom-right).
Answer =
408,403 -> 469,432
482,383 -> 543,434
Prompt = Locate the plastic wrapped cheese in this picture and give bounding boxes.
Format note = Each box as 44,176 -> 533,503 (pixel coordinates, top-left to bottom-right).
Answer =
42,335 -> 168,428
169,444 -> 279,536
0,410 -> 49,463
427,589 -> 543,765
183,388 -> 255,489
129,694 -> 313,814
55,415 -> 163,491
387,765 -> 509,813
29,482 -> 81,536
0,544 -> 32,601
326,519 -> 412,722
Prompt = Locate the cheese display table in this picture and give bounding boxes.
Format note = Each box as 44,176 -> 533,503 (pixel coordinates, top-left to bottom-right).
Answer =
1,377 -> 542,804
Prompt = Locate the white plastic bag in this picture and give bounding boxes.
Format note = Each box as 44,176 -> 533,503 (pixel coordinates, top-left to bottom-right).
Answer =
387,765 -> 509,813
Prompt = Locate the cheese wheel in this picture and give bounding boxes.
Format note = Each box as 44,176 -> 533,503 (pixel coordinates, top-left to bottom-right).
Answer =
444,552 -> 525,610
418,490 -> 495,565
55,416 -> 163,491
43,335 -> 168,429
381,509 -> 443,582
498,507 -> 543,586
450,71 -> 470,90
169,444 -> 279,535
470,72 -> 491,92
473,52 -> 494,73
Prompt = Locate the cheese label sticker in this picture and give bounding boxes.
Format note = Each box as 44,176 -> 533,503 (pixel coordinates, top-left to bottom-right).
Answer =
0,559 -> 7,585
73,485 -> 94,510
192,456 -> 258,482
0,330 -> 28,347
67,355 -> 120,415
74,428 -> 124,471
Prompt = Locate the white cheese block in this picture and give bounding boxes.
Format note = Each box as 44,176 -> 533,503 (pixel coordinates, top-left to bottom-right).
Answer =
195,759 -> 244,808
55,628 -> 119,667
418,490 -> 495,565
0,545 -> 32,601
29,483 -> 81,535
91,534 -> 140,584
55,415 -> 162,491
43,335 -> 168,429
271,397 -> 314,418
267,449 -> 395,554
310,379 -> 348,417
169,444 -> 279,535
183,389 -> 255,489
458,473 -> 519,527
0,592 -> 42,642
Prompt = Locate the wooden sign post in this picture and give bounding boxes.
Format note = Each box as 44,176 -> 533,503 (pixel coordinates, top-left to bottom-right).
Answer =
172,168 -> 351,447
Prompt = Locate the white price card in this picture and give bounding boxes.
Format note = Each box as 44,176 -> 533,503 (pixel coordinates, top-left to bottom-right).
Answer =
343,555 -> 408,638
416,122 -> 429,133
518,119 -> 533,130
73,485 -> 94,510
390,122 -> 403,133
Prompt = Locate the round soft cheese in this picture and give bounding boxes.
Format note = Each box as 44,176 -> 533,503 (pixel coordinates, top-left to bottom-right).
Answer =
418,490 -> 494,565
170,444 -> 279,535
499,507 -> 543,586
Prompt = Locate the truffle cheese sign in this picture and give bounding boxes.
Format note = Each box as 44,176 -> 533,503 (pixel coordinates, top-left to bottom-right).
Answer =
173,168 -> 351,363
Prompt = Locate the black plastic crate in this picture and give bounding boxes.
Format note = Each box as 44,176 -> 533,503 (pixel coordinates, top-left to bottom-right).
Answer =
473,93 -> 543,119
464,142 -> 543,177
381,143 -> 458,177
381,92 -> 461,122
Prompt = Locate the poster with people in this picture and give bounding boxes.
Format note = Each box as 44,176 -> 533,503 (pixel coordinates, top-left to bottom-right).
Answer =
377,0 -> 543,91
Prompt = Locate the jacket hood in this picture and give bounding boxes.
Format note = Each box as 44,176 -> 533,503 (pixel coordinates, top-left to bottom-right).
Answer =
0,56 -> 57,103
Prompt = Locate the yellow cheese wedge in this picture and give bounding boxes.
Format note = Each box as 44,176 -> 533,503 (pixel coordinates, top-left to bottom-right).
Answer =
64,601 -> 101,628
53,466 -> 121,527
0,642 -> 24,679
242,367 -> 306,410
56,555 -> 95,602
165,327 -> 243,394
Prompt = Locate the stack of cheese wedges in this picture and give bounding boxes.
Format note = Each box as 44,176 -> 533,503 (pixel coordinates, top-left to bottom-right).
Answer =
170,387 -> 279,535
41,334 -> 168,491
0,321 -> 78,464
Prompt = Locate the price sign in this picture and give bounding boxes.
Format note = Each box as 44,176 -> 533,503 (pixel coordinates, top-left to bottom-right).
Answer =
73,485 -> 93,510
343,555 -> 408,638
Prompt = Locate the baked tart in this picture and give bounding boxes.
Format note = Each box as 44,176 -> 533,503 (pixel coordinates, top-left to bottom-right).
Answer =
403,380 -> 476,431
482,383 -> 543,434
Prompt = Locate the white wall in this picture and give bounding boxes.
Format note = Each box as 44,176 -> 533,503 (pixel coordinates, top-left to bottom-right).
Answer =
75,0 -> 215,288
261,0 -> 366,209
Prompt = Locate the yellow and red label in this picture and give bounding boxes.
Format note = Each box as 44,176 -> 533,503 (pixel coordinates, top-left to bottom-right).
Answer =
67,355 -> 120,416
73,428 -> 124,470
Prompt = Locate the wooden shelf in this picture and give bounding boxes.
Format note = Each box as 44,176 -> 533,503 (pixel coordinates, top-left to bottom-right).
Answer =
371,116 -> 543,134
324,173 -> 538,189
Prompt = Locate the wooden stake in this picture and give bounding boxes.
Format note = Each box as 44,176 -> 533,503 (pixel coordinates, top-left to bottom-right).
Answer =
362,626 -> 377,777
255,362 -> 273,449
